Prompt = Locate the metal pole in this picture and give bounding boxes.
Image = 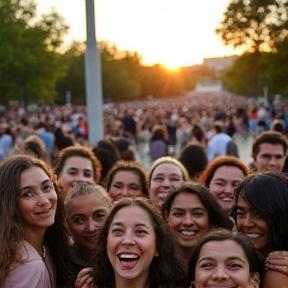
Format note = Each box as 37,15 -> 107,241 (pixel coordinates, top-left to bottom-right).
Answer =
85,0 -> 104,147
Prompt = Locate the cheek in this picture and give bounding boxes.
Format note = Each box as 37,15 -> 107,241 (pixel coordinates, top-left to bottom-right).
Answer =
69,224 -> 85,238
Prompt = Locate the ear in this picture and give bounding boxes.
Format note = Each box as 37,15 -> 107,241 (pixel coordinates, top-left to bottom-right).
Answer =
250,272 -> 260,288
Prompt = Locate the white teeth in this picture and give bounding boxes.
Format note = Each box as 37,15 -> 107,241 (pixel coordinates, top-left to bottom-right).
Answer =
222,198 -> 233,202
181,231 -> 195,236
246,233 -> 261,238
119,254 -> 139,259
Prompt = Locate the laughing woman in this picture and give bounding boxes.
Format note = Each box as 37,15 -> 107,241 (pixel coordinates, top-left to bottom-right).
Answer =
84,198 -> 188,288
0,152 -> 69,288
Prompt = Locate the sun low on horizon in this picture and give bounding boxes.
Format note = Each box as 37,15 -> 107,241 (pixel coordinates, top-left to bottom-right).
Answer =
35,0 -> 240,69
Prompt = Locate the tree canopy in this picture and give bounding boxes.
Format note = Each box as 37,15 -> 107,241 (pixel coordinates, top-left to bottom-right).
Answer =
216,0 -> 288,53
0,0 -> 69,106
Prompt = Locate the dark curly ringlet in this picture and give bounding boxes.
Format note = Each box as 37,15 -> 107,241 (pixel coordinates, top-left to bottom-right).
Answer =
188,229 -> 261,282
54,146 -> 102,183
0,151 -> 69,286
90,198 -> 188,288
162,183 -> 234,231
104,161 -> 149,199
234,172 -> 288,251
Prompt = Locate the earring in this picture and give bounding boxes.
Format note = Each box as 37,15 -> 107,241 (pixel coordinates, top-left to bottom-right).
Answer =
154,251 -> 159,257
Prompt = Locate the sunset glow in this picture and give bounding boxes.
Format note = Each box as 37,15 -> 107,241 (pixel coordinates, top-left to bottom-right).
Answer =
35,0 -> 241,68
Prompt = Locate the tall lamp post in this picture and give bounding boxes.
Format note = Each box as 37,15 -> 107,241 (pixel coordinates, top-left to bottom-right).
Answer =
85,0 -> 103,147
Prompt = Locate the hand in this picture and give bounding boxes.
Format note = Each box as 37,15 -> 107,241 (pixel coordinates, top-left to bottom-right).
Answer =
75,267 -> 93,288
266,251 -> 288,276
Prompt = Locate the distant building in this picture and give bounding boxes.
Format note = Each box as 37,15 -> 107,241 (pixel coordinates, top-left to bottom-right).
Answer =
194,81 -> 223,93
203,55 -> 238,73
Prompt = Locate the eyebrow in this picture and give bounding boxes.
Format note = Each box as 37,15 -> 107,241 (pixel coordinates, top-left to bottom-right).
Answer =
71,209 -> 107,217
67,167 -> 92,171
111,222 -> 149,228
198,256 -> 246,264
20,179 -> 51,192
171,207 -> 205,211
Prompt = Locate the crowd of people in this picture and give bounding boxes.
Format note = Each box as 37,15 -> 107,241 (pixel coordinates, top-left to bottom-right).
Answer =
1,91 -> 288,287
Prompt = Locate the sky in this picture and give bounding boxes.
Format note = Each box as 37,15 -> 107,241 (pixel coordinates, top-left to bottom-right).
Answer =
35,0 -> 241,68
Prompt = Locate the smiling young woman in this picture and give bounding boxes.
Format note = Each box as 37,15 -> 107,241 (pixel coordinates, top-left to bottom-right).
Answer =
189,229 -> 261,288
64,183 -> 112,287
86,198 -> 188,288
0,152 -> 69,288
235,172 -> 288,287
162,183 -> 233,275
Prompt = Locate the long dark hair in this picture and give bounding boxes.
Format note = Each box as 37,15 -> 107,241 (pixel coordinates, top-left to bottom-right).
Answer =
90,198 -> 188,288
235,172 -> 288,251
0,152 -> 69,286
162,183 -> 234,231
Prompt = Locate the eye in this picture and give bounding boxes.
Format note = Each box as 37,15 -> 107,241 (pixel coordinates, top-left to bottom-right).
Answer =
193,211 -> 204,217
74,217 -> 85,224
113,184 -> 122,189
95,213 -> 107,220
228,262 -> 242,269
200,262 -> 214,269
23,191 -> 33,197
136,230 -> 148,235
153,177 -> 163,182
215,182 -> 224,186
84,172 -> 92,178
130,185 -> 140,190
112,229 -> 123,236
170,177 -> 181,182
172,212 -> 183,217
236,209 -> 245,217
43,184 -> 52,192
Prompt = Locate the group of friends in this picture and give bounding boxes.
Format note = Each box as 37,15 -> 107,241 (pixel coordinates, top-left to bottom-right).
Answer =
1,126 -> 288,288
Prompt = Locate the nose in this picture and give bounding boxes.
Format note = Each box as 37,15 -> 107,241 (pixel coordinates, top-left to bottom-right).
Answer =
269,156 -> 278,166
183,213 -> 194,226
212,265 -> 229,281
162,177 -> 172,188
122,187 -> 129,197
224,183 -> 234,194
87,218 -> 97,233
242,213 -> 255,228
121,231 -> 136,245
37,192 -> 50,206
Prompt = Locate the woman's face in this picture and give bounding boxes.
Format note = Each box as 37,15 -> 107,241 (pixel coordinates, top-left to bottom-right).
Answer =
18,166 -> 57,233
67,193 -> 109,254
194,239 -> 259,288
236,196 -> 273,258
108,171 -> 144,202
209,165 -> 244,215
149,163 -> 183,205
167,192 -> 209,252
107,205 -> 157,283
58,156 -> 94,192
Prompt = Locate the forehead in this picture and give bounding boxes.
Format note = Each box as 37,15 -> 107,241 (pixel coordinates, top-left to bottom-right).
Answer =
198,240 -> 248,263
112,170 -> 140,183
112,205 -> 153,227
63,156 -> 93,169
67,193 -> 108,215
20,166 -> 49,186
258,143 -> 284,155
171,192 -> 205,208
211,165 -> 245,181
152,163 -> 182,176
